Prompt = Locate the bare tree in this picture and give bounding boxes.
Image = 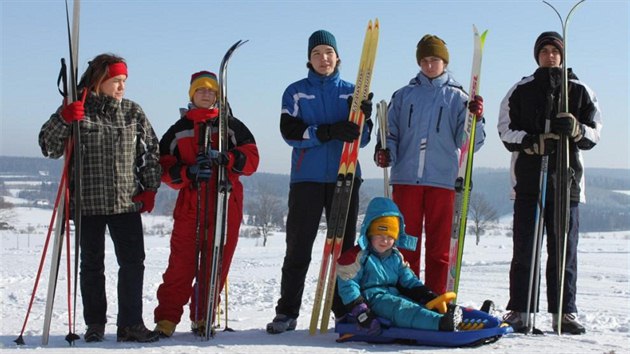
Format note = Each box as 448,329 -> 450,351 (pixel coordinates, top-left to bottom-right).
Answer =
246,184 -> 284,247
467,192 -> 499,245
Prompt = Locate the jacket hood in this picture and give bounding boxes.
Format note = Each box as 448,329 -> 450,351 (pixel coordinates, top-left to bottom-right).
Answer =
357,197 -> 417,251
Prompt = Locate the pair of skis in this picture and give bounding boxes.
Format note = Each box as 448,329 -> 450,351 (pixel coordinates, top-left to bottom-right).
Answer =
196,40 -> 248,340
15,0 -> 82,346
445,26 -> 488,298
309,19 -> 379,335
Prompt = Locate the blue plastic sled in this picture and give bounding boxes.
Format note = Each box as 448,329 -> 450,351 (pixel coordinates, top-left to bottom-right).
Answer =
335,306 -> 513,347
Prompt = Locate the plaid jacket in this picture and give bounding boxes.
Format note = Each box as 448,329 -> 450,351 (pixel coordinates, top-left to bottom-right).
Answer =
39,92 -> 161,216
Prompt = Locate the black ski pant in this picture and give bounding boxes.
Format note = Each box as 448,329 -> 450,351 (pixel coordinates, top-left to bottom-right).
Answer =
80,212 -> 146,328
507,198 -> 579,314
275,180 -> 361,319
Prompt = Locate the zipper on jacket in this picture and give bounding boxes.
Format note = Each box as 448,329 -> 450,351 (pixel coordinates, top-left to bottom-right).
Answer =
407,104 -> 413,128
436,107 -> 443,133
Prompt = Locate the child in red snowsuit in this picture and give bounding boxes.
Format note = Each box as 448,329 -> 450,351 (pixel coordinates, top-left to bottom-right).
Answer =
154,71 -> 259,337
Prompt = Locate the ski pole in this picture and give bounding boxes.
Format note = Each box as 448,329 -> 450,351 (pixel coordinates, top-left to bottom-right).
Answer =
376,99 -> 390,198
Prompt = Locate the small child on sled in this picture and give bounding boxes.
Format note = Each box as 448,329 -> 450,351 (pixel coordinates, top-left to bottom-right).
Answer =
336,197 -> 461,335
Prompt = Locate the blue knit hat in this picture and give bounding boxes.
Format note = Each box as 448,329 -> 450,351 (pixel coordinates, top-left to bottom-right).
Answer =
308,30 -> 338,58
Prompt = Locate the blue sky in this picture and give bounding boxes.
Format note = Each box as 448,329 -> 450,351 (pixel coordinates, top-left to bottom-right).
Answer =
1,0 -> 628,178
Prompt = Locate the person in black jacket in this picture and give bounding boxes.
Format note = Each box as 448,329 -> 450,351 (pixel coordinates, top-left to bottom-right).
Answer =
497,31 -> 602,335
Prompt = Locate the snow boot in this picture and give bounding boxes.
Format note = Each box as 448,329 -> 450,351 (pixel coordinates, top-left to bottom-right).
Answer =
191,320 -> 207,336
84,324 -> 105,343
502,311 -> 531,333
154,319 -> 176,338
266,314 -> 297,334
439,305 -> 463,331
552,313 -> 586,335
117,323 -> 159,343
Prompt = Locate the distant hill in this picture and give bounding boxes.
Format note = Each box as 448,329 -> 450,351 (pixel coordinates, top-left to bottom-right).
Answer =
1,156 -> 628,232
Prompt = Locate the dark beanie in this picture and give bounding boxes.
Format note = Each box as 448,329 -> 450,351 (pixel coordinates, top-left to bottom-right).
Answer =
534,31 -> 564,64
416,34 -> 449,65
308,30 -> 338,58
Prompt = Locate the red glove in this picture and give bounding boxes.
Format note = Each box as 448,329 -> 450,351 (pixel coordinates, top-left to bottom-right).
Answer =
468,95 -> 483,120
187,108 -> 219,122
374,148 -> 391,168
132,190 -> 156,213
61,100 -> 85,123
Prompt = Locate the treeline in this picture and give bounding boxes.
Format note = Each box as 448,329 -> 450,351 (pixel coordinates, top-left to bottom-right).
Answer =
1,156 -> 628,232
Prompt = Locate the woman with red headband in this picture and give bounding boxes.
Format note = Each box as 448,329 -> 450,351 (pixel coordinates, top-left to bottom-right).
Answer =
38,53 -> 162,343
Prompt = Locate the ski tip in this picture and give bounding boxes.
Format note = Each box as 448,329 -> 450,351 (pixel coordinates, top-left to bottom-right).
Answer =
480,29 -> 488,42
374,18 -> 379,28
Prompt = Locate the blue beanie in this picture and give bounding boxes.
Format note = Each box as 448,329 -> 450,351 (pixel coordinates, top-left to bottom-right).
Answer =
308,30 -> 338,58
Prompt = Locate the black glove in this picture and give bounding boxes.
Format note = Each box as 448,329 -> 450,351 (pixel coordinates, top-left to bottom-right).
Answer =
208,149 -> 230,166
522,133 -> 560,156
316,121 -> 360,142
187,153 -> 212,181
398,284 -> 437,304
347,92 -> 374,119
551,112 -> 583,140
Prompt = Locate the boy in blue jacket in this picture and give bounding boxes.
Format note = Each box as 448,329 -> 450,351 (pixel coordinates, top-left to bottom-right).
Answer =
337,197 -> 461,334
267,29 -> 373,334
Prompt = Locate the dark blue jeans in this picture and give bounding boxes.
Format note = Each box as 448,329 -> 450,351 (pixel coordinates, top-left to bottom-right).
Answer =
507,198 -> 579,313
79,212 -> 146,327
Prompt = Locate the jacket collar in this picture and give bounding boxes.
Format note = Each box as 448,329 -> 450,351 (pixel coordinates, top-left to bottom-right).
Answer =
411,71 -> 450,88
307,68 -> 341,86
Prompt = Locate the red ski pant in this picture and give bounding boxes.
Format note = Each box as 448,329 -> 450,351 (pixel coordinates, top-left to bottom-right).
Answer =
393,184 -> 454,294
154,193 -> 241,325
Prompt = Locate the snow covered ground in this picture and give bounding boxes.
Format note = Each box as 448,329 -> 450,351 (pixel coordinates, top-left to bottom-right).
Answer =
0,207 -> 628,353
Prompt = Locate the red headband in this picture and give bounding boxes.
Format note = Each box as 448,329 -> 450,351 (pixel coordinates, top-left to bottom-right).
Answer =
107,62 -> 128,79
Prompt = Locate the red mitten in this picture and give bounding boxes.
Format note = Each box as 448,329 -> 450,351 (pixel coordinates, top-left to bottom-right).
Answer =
468,95 -> 484,120
61,100 -> 85,123
132,190 -> 156,213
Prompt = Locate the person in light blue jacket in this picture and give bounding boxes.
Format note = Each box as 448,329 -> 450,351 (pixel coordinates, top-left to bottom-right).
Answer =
374,34 -> 485,294
267,29 -> 373,334
337,197 -> 461,334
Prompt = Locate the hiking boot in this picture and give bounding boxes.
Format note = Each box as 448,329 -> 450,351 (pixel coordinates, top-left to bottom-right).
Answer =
154,320 -> 176,338
552,313 -> 586,335
117,323 -> 159,343
84,324 -> 105,342
502,311 -> 531,333
438,305 -> 462,331
191,321 -> 210,337
266,314 -> 297,334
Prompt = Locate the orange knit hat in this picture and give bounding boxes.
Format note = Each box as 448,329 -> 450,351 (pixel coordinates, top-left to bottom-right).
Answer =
368,216 -> 399,240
